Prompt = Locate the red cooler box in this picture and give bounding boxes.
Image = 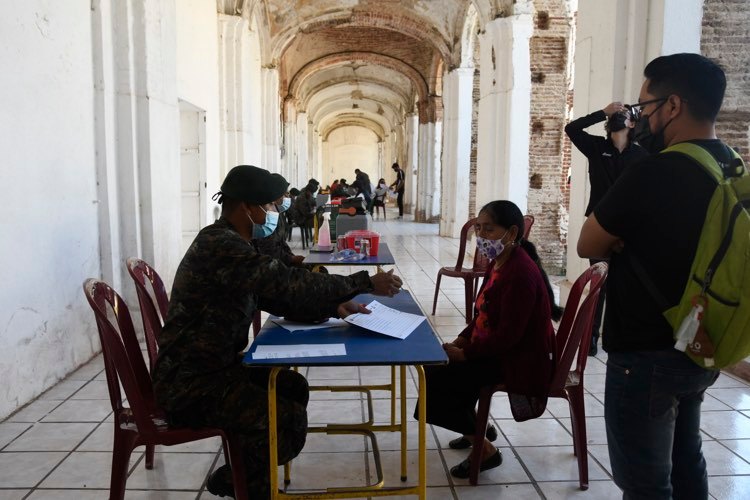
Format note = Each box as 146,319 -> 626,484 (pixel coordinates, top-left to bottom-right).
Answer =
345,230 -> 381,256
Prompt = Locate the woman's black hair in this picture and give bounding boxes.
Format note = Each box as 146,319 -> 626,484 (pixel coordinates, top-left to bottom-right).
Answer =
479,200 -> 564,321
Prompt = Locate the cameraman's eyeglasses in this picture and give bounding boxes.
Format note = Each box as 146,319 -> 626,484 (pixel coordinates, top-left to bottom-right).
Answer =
627,97 -> 670,121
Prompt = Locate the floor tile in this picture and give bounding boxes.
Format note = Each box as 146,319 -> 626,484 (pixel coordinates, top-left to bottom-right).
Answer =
703,440 -> 750,475
558,416 -> 608,445
26,490 -> 107,500
126,452 -> 215,490
39,451 -> 140,488
4,422 -> 97,451
708,475 -> 750,500
546,394 -> 604,418
719,439 -> 750,463
69,380 -> 111,400
454,484 -> 541,499
706,387 -> 750,410
125,492 -> 199,499
701,411 -> 750,439
40,400 -> 112,423
379,449 -> 450,487
285,451 -> 368,490
497,418 -> 573,447
0,422 -> 32,449
307,400 -> 363,425
0,451 -> 67,488
0,492 -> 29,500
538,480 -> 621,499
711,373 -> 749,389
4,401 -> 62,423
66,357 -> 105,381
513,446 -> 609,482
37,380 -> 87,400
303,431 -> 367,453
587,444 -> 613,474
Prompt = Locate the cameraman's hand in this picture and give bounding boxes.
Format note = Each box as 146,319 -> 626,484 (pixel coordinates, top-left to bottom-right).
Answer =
603,101 -> 625,117
370,269 -> 403,297
337,300 -> 370,318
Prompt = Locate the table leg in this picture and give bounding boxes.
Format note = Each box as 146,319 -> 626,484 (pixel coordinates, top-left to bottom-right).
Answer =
268,367 -> 281,500
400,365 -> 407,482
390,366 -> 396,426
417,365 -> 426,500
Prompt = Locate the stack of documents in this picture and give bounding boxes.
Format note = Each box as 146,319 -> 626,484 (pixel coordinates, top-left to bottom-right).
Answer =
343,300 -> 425,339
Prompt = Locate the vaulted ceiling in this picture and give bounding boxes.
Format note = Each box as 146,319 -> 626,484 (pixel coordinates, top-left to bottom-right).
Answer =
222,0 -> 516,135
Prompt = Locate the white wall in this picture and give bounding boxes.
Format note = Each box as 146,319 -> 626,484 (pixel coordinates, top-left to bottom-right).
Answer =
176,0 -> 220,225
327,127 -> 380,187
0,1 -> 100,419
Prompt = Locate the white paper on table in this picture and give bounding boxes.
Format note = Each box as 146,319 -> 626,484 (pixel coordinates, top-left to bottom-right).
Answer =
271,317 -> 348,332
343,300 -> 425,339
252,344 -> 347,359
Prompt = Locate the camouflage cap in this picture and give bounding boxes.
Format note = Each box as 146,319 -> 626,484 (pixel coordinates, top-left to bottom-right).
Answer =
219,165 -> 289,204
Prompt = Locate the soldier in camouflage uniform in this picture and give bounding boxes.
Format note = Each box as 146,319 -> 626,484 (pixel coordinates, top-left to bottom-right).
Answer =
253,193 -> 306,268
153,165 -> 403,498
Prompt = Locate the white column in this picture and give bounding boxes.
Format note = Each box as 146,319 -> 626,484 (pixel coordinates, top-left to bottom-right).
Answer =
440,67 -> 473,237
321,139 -> 330,184
296,111 -> 309,187
415,97 -> 442,222
475,14 -> 532,214
404,113 -> 418,214
262,67 -> 281,173
218,15 -> 244,170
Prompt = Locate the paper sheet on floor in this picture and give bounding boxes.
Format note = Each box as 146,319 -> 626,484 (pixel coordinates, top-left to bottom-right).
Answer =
251,344 -> 347,359
271,317 -> 349,332
343,300 -> 425,339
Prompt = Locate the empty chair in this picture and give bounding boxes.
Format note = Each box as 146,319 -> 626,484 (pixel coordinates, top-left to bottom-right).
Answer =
126,258 -> 168,372
431,218 -> 489,323
467,261 -> 608,488
82,279 -> 248,500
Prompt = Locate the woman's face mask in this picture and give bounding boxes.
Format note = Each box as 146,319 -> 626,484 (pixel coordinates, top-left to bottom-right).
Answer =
277,197 -> 292,213
248,205 -> 279,239
476,230 -> 509,260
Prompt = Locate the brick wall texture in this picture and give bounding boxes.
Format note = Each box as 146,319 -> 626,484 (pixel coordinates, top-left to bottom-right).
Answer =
527,0 -> 574,274
701,0 -> 750,159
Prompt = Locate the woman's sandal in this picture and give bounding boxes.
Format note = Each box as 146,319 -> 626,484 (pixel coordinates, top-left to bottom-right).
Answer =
447,424 -> 498,449
450,448 -> 503,479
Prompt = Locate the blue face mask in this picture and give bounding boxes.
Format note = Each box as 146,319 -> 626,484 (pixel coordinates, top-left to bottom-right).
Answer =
249,206 -> 279,239
278,197 -> 292,213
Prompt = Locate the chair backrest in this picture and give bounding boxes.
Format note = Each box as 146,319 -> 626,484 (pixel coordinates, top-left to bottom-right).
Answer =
549,262 -> 609,393
126,258 -> 168,372
523,215 -> 534,240
451,217 -> 487,272
82,279 -> 161,436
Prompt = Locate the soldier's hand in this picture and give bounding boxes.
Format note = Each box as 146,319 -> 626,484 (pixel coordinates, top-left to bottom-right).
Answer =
337,300 -> 370,318
603,101 -> 625,117
370,269 -> 403,297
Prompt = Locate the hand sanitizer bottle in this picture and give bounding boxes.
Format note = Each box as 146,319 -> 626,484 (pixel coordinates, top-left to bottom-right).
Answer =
318,213 -> 331,247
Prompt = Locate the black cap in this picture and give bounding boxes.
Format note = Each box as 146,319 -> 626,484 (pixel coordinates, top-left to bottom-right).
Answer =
218,165 -> 289,204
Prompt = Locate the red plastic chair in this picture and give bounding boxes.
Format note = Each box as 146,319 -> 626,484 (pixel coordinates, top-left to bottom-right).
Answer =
467,261 -> 608,488
126,258 -> 169,372
522,214 -> 534,240
82,279 -> 249,500
431,218 -> 489,323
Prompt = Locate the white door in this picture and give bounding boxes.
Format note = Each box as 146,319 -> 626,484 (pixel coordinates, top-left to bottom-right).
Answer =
179,102 -> 206,254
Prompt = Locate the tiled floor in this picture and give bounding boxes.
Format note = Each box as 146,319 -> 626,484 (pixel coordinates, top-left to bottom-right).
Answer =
3,207 -> 750,499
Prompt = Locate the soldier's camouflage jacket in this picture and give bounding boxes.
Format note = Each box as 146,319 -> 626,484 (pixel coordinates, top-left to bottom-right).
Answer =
153,217 -> 372,412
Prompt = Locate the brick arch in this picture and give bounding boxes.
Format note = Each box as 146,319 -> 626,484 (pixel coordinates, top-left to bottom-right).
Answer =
321,118 -> 385,142
298,77 -> 412,115
270,11 -> 452,72
287,52 -> 429,105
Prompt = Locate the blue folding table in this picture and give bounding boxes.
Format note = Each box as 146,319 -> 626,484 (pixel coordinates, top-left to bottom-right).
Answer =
243,291 -> 447,499
303,242 -> 395,270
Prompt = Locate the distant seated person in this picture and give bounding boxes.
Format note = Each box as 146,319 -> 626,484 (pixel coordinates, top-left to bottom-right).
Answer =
253,191 -> 306,268
152,165 -> 404,498
331,179 -> 349,197
329,179 -> 340,193
291,184 -> 316,227
373,178 -> 388,203
417,200 -> 563,479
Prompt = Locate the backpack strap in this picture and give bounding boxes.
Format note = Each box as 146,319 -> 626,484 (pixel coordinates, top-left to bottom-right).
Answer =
663,142 -> 746,181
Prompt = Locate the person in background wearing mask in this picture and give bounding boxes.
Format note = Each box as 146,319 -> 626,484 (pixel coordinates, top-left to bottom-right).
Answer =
578,53 -> 728,499
417,200 -> 563,480
565,102 -> 648,355
253,191 -> 307,267
153,165 -> 404,498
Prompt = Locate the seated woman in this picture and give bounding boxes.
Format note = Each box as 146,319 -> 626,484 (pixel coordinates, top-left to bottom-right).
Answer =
419,200 -> 563,478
